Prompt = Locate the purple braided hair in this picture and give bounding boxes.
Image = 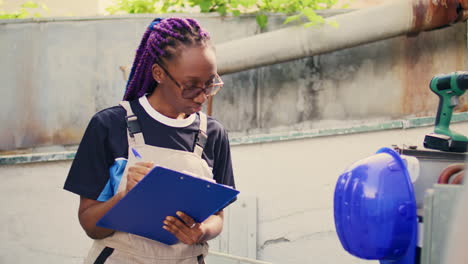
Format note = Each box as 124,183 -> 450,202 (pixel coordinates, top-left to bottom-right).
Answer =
123,17 -> 211,101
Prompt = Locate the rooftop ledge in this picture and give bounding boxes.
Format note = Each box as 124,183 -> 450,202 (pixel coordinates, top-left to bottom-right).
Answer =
1,112 -> 468,165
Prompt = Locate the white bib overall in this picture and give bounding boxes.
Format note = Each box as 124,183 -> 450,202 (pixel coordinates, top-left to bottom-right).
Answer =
84,101 -> 212,264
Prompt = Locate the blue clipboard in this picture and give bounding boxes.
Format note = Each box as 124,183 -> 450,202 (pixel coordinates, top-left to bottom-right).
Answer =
96,166 -> 239,245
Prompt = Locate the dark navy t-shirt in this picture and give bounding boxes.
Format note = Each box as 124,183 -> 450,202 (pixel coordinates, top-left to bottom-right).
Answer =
64,96 -> 235,201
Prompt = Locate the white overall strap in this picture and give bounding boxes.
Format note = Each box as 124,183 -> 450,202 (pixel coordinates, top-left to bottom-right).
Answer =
119,101 -> 146,147
194,112 -> 208,158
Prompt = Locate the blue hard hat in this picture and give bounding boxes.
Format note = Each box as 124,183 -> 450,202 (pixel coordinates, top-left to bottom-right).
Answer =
333,147 -> 417,261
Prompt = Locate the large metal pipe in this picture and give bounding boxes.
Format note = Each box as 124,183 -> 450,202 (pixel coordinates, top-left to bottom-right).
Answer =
216,0 -> 468,75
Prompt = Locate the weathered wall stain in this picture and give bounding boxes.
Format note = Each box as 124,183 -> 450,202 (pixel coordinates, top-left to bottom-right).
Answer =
1,16 -> 467,151
402,22 -> 467,116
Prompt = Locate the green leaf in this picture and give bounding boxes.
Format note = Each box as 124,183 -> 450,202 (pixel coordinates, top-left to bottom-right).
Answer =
105,6 -> 118,14
18,9 -> 29,18
21,1 -> 39,9
283,14 -> 301,24
230,0 -> 239,8
0,11 -> 17,19
199,0 -> 213,12
239,0 -> 256,7
302,7 -> 318,21
101,0 -> 333,28
41,3 -> 49,12
217,4 -> 227,15
256,13 -> 268,29
160,1 -> 172,12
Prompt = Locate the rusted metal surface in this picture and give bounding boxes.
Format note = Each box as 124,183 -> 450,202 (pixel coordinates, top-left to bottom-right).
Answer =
216,0 -> 468,76
411,0 -> 468,34
461,0 -> 468,8
402,22 -> 467,116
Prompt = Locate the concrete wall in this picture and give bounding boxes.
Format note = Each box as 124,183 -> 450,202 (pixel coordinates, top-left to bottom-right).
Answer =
0,14 -> 261,151
1,14 -> 467,151
2,122 -> 468,264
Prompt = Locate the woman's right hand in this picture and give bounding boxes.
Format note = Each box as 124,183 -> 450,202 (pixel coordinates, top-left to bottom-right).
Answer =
78,161 -> 153,240
126,161 -> 154,193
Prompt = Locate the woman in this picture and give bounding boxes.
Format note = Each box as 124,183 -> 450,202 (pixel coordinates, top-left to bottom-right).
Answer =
64,17 -> 236,264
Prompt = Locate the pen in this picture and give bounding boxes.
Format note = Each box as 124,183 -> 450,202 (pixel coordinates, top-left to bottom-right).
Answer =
131,147 -> 143,160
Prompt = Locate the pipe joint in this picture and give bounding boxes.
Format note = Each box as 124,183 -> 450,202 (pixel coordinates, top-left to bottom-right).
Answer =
412,0 -> 468,34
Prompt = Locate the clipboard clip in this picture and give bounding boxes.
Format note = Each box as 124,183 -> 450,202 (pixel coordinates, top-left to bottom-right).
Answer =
181,170 -> 216,184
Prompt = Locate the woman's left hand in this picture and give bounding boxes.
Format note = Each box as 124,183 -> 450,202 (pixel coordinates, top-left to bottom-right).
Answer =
163,211 -> 206,245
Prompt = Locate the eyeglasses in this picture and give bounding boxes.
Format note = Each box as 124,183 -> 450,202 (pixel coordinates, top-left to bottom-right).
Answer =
157,63 -> 223,99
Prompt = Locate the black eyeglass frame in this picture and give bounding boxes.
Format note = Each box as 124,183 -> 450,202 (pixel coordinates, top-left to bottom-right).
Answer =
156,63 -> 223,99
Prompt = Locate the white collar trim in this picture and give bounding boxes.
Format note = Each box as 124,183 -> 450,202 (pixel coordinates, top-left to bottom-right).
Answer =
138,96 -> 196,128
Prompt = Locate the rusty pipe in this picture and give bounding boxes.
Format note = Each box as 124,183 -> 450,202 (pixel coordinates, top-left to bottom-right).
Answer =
217,0 -> 468,75
450,171 -> 464,184
462,0 -> 468,8
411,0 -> 468,33
438,163 -> 465,184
